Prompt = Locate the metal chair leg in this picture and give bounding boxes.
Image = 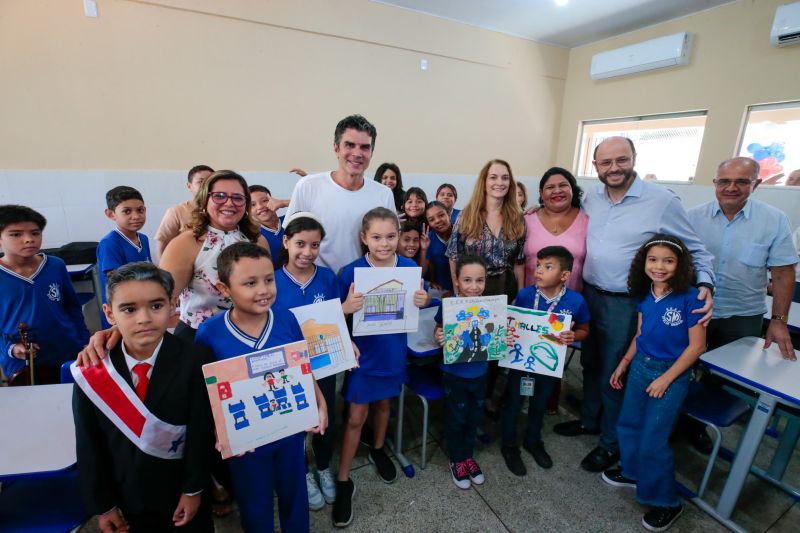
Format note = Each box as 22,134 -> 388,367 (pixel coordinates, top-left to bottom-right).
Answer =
420,395 -> 429,469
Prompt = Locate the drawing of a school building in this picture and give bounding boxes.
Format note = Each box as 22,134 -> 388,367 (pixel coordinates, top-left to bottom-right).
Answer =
363,279 -> 405,321
301,319 -> 346,369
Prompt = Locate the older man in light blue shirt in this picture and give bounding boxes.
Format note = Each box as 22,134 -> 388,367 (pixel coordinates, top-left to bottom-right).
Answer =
688,157 -> 797,360
553,136 -> 715,473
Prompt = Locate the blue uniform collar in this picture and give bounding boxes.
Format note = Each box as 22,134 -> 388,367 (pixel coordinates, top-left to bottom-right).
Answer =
281,265 -> 317,291
223,309 -> 274,350
0,254 -> 47,284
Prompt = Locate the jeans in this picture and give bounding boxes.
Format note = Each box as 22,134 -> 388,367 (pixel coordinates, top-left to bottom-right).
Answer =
442,373 -> 486,463
580,285 -> 638,453
501,370 -> 558,447
309,374 -> 336,471
618,353 -> 689,508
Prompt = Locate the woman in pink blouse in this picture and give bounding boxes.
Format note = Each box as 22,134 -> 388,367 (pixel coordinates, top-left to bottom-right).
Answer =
524,167 -> 588,292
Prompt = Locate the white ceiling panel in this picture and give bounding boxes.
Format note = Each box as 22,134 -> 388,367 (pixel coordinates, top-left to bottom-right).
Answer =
373,0 -> 735,47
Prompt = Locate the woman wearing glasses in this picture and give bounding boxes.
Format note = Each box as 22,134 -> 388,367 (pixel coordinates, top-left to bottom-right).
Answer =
160,170 -> 269,340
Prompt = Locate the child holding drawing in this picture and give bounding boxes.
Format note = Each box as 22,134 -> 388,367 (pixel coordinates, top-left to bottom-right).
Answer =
433,254 -> 491,489
272,212 -> 360,512
333,207 -> 429,528
195,242 -> 328,533
604,235 -> 705,532
500,246 -> 589,477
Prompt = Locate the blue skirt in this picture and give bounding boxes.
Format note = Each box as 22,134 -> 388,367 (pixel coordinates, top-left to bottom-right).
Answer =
343,371 -> 403,404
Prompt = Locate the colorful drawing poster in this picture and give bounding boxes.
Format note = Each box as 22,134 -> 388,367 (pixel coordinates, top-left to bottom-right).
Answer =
353,266 -> 422,336
289,299 -> 357,380
202,341 -> 319,459
499,305 -> 572,378
442,295 -> 507,364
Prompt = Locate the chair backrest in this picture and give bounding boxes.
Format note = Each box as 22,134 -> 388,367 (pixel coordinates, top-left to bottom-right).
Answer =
60,360 -> 76,384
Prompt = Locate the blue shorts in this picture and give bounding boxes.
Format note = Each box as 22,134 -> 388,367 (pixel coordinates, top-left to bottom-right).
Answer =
343,371 -> 403,404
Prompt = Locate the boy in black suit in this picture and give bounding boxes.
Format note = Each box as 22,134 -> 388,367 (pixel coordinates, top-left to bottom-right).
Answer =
72,262 -> 214,532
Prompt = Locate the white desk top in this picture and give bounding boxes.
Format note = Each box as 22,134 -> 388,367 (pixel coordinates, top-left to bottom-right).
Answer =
408,307 -> 440,357
66,263 -> 94,275
0,384 -> 76,477
764,296 -> 800,330
701,336 -> 800,406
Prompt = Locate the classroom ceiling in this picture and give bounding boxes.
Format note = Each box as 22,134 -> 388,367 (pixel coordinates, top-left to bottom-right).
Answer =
373,0 -> 736,47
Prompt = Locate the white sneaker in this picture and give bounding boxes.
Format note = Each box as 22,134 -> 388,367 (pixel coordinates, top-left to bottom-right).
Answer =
317,468 -> 337,504
306,472 -> 325,511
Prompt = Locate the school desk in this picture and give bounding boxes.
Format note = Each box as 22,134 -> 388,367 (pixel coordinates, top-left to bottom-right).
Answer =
690,337 -> 800,532
0,384 -> 76,479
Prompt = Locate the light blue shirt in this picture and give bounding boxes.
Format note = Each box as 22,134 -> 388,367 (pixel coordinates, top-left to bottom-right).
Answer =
582,176 -> 715,293
687,199 -> 798,318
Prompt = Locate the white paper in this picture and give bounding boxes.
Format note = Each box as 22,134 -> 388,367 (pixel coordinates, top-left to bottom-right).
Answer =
499,305 -> 572,378
290,299 -> 357,380
353,266 -> 422,336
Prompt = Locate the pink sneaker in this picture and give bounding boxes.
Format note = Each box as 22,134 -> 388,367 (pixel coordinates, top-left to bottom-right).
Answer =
465,458 -> 485,485
449,461 -> 471,489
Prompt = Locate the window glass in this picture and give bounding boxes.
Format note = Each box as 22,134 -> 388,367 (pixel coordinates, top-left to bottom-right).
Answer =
737,101 -> 800,186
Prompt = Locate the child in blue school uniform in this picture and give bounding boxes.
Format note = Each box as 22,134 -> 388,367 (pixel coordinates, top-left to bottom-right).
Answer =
195,242 -> 328,533
424,201 -> 455,295
332,207 -> 430,528
97,186 -> 152,328
500,246 -> 590,477
604,234 -> 706,532
249,185 -> 284,266
433,255 -> 491,489
271,212 -> 360,512
0,205 -> 90,384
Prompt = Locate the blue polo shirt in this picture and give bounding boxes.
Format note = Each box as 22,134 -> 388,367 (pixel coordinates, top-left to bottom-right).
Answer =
687,199 -> 798,318
636,286 -> 703,360
425,233 -> 453,292
273,265 -> 340,313
97,229 -> 152,328
514,285 -> 591,325
259,218 -> 285,267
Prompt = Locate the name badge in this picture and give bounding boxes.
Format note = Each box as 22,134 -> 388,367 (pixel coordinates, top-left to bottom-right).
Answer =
520,376 -> 535,397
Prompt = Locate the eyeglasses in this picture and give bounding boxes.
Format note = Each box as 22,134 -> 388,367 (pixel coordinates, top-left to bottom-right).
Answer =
209,192 -> 246,206
595,156 -> 633,170
713,178 -> 754,188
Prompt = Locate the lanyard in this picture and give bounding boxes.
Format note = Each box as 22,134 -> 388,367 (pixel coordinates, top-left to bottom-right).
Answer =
533,285 -> 566,313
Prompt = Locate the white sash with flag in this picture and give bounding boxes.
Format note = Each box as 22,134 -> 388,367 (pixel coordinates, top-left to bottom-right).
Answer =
72,357 -> 187,460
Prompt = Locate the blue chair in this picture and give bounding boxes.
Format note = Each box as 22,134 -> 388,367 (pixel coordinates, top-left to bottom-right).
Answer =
682,381 -> 751,497
60,360 -> 75,384
0,467 -> 88,532
401,363 -> 445,470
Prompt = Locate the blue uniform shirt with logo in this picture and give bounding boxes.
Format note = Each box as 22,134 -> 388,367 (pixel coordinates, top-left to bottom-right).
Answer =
636,286 -> 703,361
514,285 -> 591,326
273,265 -> 340,314
259,218 -> 285,268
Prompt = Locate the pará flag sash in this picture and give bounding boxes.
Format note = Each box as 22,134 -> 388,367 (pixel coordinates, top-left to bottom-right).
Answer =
71,357 -> 187,460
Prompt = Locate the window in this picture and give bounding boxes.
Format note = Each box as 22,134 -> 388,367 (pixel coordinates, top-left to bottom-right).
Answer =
576,111 -> 707,182
737,101 -> 800,187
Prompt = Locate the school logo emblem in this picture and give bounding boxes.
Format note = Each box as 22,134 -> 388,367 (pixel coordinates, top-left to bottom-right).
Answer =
47,283 -> 61,302
313,293 -> 326,304
662,307 -> 683,327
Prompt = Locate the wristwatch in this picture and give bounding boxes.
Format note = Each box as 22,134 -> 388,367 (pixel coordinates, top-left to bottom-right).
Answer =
696,282 -> 714,295
771,314 -> 788,322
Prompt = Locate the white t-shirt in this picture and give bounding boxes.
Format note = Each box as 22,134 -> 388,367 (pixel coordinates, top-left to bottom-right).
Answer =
284,171 -> 395,274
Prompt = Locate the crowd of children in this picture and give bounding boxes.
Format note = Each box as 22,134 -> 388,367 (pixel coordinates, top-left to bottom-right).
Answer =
0,158 -> 716,532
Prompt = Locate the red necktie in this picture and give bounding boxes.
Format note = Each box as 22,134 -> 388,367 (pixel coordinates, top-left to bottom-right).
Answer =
132,363 -> 152,402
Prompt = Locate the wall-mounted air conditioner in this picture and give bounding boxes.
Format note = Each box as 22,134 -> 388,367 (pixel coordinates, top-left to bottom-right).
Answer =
771,1 -> 800,47
590,32 -> 693,80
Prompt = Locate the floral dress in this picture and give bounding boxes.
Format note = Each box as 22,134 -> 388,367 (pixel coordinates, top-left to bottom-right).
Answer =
179,226 -> 248,329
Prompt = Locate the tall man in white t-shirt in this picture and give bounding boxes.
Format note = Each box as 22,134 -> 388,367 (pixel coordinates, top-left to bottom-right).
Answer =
284,115 -> 395,274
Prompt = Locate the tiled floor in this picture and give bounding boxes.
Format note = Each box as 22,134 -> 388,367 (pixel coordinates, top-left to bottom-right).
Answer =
80,359 -> 798,532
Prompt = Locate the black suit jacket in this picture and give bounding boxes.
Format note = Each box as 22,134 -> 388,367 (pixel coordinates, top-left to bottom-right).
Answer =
73,333 -> 214,516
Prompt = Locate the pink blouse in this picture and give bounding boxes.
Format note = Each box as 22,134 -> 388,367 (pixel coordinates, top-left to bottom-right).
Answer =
523,209 -> 589,292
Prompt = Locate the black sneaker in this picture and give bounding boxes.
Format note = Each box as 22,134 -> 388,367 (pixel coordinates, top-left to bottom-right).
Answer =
580,446 -> 620,472
523,440 -> 553,469
332,478 -> 356,528
601,467 -> 636,488
501,446 -> 527,477
368,446 -> 397,484
642,504 -> 683,531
